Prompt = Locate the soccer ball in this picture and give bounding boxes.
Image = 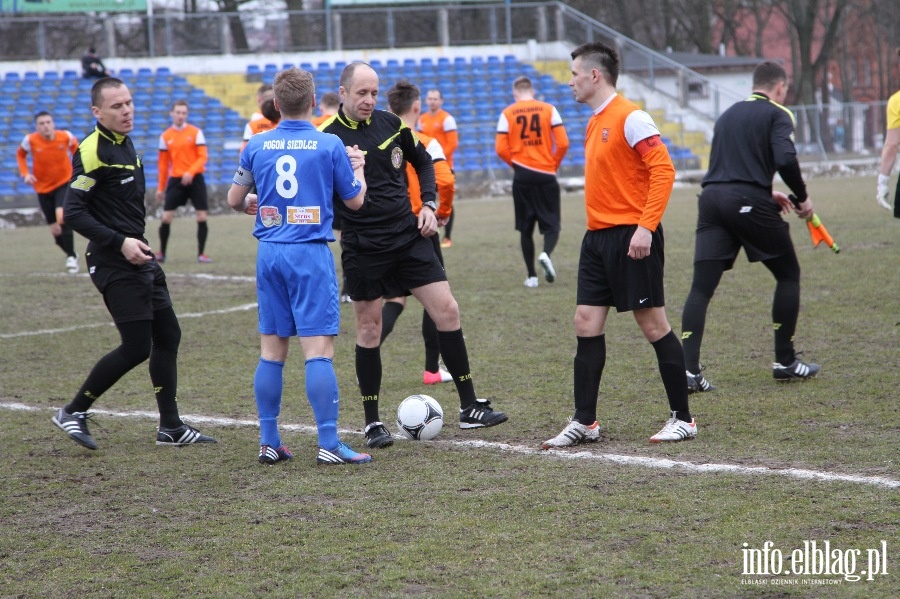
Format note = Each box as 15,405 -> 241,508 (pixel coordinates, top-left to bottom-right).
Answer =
396,394 -> 443,440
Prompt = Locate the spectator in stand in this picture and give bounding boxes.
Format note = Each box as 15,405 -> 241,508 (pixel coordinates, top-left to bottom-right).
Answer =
81,47 -> 109,79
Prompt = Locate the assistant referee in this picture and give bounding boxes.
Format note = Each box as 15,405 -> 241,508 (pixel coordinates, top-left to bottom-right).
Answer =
54,77 -> 215,450
681,61 -> 820,391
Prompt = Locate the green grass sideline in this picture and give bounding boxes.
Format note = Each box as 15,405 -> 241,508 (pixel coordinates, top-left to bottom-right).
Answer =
0,175 -> 896,597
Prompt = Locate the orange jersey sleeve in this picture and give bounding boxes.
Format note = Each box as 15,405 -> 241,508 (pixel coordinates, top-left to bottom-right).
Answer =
583,96 -> 675,231
552,123 -> 570,170
17,131 -> 78,194
495,99 -> 568,175
405,132 -> 455,218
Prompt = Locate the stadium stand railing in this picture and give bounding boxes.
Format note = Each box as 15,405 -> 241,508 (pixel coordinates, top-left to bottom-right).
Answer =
2,54 -> 703,203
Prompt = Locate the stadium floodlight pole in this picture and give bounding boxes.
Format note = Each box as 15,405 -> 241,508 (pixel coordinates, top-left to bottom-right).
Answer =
505,0 -> 512,45
147,0 -> 155,57
325,0 -> 333,52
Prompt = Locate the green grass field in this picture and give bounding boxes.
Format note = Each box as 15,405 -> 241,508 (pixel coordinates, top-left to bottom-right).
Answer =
1,175 -> 897,598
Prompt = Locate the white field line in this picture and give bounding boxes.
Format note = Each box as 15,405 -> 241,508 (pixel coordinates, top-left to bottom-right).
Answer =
4,401 -> 897,490
0,302 -> 258,339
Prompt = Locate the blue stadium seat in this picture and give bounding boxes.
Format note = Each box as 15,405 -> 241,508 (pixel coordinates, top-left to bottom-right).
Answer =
156,67 -> 172,76
23,71 -> 40,81
62,70 -> 79,79
118,68 -> 135,78
43,72 -> 59,81
246,64 -> 261,76
4,72 -> 21,83
137,67 -> 153,77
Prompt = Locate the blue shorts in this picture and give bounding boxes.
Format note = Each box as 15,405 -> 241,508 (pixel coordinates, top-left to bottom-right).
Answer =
256,241 -> 340,338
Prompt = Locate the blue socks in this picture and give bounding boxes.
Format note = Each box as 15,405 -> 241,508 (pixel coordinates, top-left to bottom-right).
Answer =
254,358 -> 284,448
306,357 -> 340,450
254,356 -> 342,451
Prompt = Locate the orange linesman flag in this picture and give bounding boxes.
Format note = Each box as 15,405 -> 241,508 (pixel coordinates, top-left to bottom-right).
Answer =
806,214 -> 839,253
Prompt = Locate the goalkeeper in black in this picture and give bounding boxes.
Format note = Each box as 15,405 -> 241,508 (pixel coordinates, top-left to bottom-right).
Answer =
320,62 -> 508,449
52,77 -> 216,450
681,61 -> 820,393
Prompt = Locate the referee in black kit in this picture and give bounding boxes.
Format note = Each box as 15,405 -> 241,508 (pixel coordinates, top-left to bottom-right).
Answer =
52,77 -> 216,450
320,61 -> 508,449
680,61 -> 821,393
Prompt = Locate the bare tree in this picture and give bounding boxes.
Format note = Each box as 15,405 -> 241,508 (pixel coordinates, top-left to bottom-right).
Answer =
778,0 -> 849,105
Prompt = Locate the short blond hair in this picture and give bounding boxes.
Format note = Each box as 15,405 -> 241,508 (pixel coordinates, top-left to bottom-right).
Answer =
274,68 -> 315,117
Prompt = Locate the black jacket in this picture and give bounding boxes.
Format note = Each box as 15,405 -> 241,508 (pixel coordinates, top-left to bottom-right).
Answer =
320,107 -> 436,230
702,92 -> 807,202
64,122 -> 147,251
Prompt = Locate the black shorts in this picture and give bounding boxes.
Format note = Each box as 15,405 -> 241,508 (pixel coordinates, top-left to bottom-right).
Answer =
37,184 -> 67,225
341,215 -> 447,302
164,173 -> 208,211
512,166 -> 561,234
694,183 -> 795,269
576,225 -> 666,312
85,242 -> 173,324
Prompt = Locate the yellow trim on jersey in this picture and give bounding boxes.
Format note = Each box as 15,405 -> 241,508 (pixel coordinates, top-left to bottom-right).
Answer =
748,93 -> 796,126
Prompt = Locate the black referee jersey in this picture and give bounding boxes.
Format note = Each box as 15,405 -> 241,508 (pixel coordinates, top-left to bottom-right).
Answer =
64,122 -> 148,250
320,107 -> 436,230
701,92 -> 807,202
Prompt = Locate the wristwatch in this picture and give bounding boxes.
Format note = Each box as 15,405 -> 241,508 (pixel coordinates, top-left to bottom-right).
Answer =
422,200 -> 437,212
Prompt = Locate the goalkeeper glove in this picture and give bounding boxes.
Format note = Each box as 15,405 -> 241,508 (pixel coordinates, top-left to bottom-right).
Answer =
877,174 -> 891,210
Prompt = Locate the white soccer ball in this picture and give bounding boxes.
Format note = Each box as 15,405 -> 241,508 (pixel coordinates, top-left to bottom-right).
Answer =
396,394 -> 443,440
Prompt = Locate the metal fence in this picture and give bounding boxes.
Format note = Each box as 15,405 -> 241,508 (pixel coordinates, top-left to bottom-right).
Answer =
1,1 -> 888,172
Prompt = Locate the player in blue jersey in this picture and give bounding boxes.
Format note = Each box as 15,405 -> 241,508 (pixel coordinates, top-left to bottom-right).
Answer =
227,67 -> 371,466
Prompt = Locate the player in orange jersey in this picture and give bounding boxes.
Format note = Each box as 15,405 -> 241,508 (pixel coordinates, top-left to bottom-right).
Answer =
311,91 -> 340,127
496,76 -> 569,288
542,41 -> 694,449
249,83 -> 273,122
155,100 -> 211,263
240,97 -> 281,155
418,89 -> 459,248
382,80 -> 457,386
16,111 -> 81,273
